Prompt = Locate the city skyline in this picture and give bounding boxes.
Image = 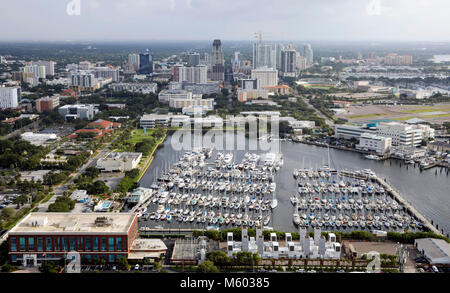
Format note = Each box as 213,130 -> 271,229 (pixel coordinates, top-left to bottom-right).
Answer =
1,0 -> 449,42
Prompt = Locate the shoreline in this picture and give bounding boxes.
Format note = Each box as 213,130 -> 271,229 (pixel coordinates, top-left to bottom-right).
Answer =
137,132 -> 168,183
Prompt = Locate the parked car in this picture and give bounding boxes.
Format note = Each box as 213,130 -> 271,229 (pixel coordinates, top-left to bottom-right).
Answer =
135,264 -> 140,270
431,266 -> 439,273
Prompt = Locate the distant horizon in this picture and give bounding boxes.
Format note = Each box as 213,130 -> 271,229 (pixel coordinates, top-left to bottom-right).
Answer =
1,0 -> 449,42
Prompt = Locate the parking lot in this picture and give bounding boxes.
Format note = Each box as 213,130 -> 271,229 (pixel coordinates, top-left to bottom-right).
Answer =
0,194 -> 20,210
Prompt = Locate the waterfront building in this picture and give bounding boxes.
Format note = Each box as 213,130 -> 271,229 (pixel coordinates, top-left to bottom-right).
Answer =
7,213 -> 167,265
227,227 -> 341,259
210,39 -> 225,81
140,114 -> 171,129
376,122 -> 423,147
414,238 -> 450,265
36,95 -> 60,112
0,86 -> 20,109
58,104 -> 96,120
251,68 -> 278,87
334,124 -> 370,140
97,152 -> 143,172
356,133 -> 392,154
335,122 -> 430,147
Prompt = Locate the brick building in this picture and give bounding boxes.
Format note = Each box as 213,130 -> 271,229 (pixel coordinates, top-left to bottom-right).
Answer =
7,213 -> 151,265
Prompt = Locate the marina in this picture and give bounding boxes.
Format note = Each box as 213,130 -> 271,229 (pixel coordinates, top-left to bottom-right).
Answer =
133,148 -> 284,229
292,168 -> 432,233
137,133 -> 450,235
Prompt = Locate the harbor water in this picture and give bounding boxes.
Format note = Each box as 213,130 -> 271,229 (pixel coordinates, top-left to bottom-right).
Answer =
139,133 -> 450,235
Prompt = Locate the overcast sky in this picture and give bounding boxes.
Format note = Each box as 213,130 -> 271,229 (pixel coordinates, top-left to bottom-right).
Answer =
1,0 -> 449,42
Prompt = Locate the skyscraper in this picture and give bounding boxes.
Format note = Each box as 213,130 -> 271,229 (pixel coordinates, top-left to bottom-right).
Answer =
280,45 -> 297,77
210,39 -> 224,81
187,53 -> 201,67
275,44 -> 284,70
128,54 -> 140,72
139,50 -> 153,74
303,44 -> 314,67
253,42 -> 277,69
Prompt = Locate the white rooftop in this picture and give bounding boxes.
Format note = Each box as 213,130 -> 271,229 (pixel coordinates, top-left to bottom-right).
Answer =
9,213 -> 137,235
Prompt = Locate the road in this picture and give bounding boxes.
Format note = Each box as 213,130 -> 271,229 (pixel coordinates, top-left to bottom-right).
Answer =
298,94 -> 335,127
36,130 -> 124,212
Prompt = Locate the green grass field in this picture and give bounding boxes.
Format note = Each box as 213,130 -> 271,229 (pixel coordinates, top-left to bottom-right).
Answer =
402,108 -> 450,114
347,113 -> 383,119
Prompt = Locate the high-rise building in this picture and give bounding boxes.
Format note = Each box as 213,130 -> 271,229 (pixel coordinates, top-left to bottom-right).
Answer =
253,42 -> 277,69
29,61 -> 56,76
303,44 -> 314,67
276,44 -> 284,70
187,53 -> 201,67
385,54 -> 413,66
177,65 -> 208,84
280,45 -> 297,77
23,65 -> 46,79
139,50 -> 153,74
128,54 -> 140,72
251,68 -> 278,87
71,72 -> 97,88
210,39 -> 225,81
296,53 -> 308,71
0,86 -> 20,109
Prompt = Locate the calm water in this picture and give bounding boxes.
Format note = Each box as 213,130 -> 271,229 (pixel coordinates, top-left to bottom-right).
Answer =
139,133 -> 450,235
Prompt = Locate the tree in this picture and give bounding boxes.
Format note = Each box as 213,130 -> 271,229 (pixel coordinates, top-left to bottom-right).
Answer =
87,181 -> 109,195
196,260 -> 219,273
13,195 -> 29,206
206,251 -> 231,267
48,196 -> 75,212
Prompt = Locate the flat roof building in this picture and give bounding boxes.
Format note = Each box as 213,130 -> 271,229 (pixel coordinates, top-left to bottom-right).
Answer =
97,152 -> 143,172
415,238 -> 450,265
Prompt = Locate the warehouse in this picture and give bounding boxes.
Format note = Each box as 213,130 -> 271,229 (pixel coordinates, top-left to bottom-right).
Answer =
414,238 -> 450,265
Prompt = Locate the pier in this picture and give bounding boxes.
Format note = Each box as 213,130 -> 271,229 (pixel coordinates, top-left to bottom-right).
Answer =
374,176 -> 442,235
338,169 -> 442,235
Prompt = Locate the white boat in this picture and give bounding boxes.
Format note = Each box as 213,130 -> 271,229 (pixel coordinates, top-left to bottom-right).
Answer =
270,199 -> 278,209
365,155 -> 381,161
293,213 -> 301,226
